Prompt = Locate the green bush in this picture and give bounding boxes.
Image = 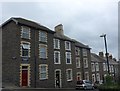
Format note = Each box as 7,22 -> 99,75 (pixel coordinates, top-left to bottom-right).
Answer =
98,74 -> 120,90
105,75 -> 113,85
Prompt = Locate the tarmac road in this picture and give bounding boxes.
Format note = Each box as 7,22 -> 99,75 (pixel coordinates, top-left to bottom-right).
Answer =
1,88 -> 99,91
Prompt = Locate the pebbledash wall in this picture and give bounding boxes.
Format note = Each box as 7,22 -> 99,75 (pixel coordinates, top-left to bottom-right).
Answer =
1,17 -> 92,88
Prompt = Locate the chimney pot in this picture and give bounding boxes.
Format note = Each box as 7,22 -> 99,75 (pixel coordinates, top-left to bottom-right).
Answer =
109,54 -> 112,59
105,53 -> 109,57
99,52 -> 104,58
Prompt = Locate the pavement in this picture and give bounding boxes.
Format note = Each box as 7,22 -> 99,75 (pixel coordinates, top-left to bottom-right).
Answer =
1,88 -> 99,91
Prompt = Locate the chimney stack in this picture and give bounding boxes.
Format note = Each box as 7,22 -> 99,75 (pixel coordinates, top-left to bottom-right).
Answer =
55,24 -> 64,35
99,52 -> 104,58
109,54 -> 112,59
105,53 -> 109,57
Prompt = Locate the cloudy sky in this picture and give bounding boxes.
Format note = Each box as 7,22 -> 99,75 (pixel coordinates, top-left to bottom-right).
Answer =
0,0 -> 119,60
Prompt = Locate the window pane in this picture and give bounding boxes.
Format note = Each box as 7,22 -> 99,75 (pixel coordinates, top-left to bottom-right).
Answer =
22,44 -> 30,49
76,58 -> 80,68
22,33 -> 29,39
55,39 -> 58,48
40,52 -> 46,58
66,42 -> 69,49
22,49 -> 29,56
84,58 -> 88,68
66,52 -> 71,64
67,69 -> 72,81
75,47 -> 80,55
65,41 -> 71,50
41,66 -> 46,72
21,27 -> 30,39
40,73 -> 46,79
39,65 -> 48,79
83,49 -> 87,56
39,45 -> 47,58
68,70 -> 71,79
85,72 -> 89,80
39,31 -> 47,42
40,47 -> 46,52
55,52 -> 59,63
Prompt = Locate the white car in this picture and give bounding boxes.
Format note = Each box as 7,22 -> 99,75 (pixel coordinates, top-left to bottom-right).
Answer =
76,80 -> 94,90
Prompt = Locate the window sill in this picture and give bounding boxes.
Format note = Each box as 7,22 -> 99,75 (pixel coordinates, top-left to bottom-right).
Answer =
66,63 -> 72,64
39,41 -> 47,43
65,49 -> 71,51
54,48 -> 60,50
54,63 -> 61,64
39,78 -> 48,80
83,55 -> 87,57
40,58 -> 48,60
21,37 -> 30,40
67,79 -> 73,82
21,56 -> 30,58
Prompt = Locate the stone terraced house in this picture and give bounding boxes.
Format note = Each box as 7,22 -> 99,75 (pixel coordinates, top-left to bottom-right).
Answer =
91,52 -> 119,84
1,17 -> 92,88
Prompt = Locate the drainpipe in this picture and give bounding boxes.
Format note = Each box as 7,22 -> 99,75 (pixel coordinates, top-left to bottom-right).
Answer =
34,30 -> 37,88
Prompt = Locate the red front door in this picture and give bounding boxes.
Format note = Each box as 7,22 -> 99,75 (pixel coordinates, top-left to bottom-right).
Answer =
22,70 -> 28,86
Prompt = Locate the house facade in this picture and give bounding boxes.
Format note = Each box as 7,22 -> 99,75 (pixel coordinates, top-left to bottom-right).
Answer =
53,24 -> 92,88
91,52 -> 119,84
1,17 -> 92,88
2,17 -> 55,88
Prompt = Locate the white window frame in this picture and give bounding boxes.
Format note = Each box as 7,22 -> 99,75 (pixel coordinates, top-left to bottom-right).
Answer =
75,47 -> 80,56
83,58 -> 88,68
110,65 -> 112,73
91,63 -> 95,72
39,64 -> 48,80
54,51 -> 61,64
82,49 -> 87,56
39,31 -> 47,42
54,39 -> 60,49
85,72 -> 89,80
66,52 -> 72,64
103,63 -> 106,71
21,41 -> 30,57
39,44 -> 47,59
96,73 -> 100,82
66,69 -> 73,81
111,65 -> 114,73
76,57 -> 80,68
103,63 -> 107,71
21,26 -> 30,39
65,41 -> 71,50
96,63 -> 99,71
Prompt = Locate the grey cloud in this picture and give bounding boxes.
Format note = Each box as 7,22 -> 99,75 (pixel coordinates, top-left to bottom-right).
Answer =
1,1 -> 118,59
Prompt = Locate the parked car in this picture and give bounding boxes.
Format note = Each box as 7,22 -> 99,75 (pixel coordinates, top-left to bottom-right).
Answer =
76,80 -> 94,90
94,81 -> 103,89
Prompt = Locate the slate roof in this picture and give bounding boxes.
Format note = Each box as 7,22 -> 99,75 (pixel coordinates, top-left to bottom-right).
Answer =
91,53 -> 105,63
91,53 -> 118,65
54,33 -> 90,49
1,17 -> 54,33
74,39 -> 90,49
54,33 -> 73,42
2,17 -> 91,49
103,57 -> 118,65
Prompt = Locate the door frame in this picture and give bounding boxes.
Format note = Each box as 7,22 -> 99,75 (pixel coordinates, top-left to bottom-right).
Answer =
20,64 -> 30,87
55,69 -> 62,88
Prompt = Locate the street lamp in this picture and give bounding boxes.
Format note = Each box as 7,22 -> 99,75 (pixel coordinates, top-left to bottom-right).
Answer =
100,34 -> 110,75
